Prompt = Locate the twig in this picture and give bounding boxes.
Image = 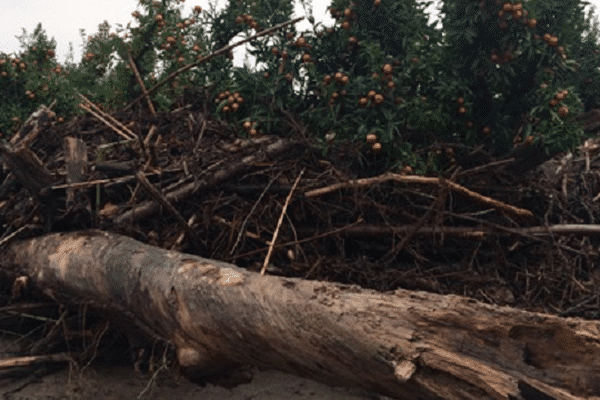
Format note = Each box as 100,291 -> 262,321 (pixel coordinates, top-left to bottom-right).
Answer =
456,158 -> 516,178
224,217 -> 365,261
381,171 -> 455,265
0,225 -> 33,249
231,171 -> 283,255
49,168 -> 183,190
261,168 -> 304,275
135,171 -> 204,251
126,50 -> 156,115
77,95 -> 137,141
304,172 -> 534,220
0,353 -> 72,369
193,118 -> 208,153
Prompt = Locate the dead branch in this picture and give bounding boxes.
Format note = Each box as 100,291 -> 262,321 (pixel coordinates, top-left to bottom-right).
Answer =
114,137 -> 304,225
304,172 -> 534,220
0,353 -> 72,369
261,168 -> 304,275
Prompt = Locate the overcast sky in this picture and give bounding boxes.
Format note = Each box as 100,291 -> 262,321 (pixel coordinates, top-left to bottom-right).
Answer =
1,0 -> 600,69
0,0 -> 336,67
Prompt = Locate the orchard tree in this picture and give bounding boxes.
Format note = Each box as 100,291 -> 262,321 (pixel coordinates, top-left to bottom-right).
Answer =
3,0 -> 600,176
430,0 -> 594,157
564,2 -> 600,111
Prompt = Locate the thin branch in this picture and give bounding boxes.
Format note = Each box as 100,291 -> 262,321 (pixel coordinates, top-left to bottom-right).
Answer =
261,169 -> 305,275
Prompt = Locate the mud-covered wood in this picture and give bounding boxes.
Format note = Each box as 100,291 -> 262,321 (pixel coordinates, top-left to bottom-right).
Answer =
63,137 -> 88,205
0,143 -> 54,197
0,230 -> 598,400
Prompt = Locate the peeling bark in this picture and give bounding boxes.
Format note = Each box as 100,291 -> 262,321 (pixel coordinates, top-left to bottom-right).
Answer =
0,230 -> 599,400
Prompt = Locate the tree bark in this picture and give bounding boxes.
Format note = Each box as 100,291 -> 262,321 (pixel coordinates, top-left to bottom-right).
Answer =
0,230 -> 599,400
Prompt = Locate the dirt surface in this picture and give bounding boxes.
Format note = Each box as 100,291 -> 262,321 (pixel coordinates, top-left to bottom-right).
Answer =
1,363 -> 387,400
1,331 -> 386,400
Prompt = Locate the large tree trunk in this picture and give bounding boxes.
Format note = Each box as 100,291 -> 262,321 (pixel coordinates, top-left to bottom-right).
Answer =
0,230 -> 598,399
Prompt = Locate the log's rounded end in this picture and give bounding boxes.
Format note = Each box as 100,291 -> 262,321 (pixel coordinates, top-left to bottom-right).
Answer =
172,330 -> 211,369
175,343 -> 248,387
177,346 -> 204,368
173,334 -> 233,373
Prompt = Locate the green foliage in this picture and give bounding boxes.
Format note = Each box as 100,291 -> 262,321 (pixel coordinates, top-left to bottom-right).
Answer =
565,3 -> 600,111
1,0 -> 599,176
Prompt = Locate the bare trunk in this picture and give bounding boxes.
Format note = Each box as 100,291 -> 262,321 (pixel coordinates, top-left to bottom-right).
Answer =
1,230 -> 598,399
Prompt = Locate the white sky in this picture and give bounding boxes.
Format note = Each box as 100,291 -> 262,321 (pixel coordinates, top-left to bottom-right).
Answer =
1,0 -> 600,70
0,0 -> 443,67
0,0 -> 333,67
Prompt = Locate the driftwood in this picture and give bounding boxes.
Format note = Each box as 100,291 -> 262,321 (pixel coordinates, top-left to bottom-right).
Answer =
0,230 -> 599,399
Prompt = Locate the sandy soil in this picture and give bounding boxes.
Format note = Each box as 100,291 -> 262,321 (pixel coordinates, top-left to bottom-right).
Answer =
1,362 -> 392,400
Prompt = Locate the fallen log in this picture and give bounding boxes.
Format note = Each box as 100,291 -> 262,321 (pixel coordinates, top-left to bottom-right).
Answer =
0,230 -> 598,399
